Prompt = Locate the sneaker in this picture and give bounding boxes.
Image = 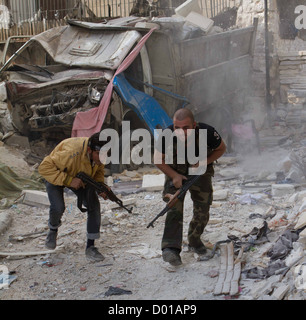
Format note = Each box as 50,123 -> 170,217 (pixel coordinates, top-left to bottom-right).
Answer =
85,246 -> 105,262
188,243 -> 207,255
162,248 -> 182,266
45,230 -> 57,250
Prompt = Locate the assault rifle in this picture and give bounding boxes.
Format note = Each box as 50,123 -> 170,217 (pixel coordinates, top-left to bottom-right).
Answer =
76,172 -> 133,214
147,174 -> 202,228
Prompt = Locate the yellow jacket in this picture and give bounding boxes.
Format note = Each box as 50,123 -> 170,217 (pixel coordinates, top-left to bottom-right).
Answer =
38,137 -> 104,186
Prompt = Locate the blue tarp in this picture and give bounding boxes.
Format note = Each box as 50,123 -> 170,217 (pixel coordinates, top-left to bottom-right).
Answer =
113,74 -> 172,140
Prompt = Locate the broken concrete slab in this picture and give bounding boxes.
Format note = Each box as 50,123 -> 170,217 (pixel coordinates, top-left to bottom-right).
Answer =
185,11 -> 214,33
271,184 -> 295,197
142,174 -> 165,191
213,189 -> 229,201
294,211 -> 306,230
272,284 -> 290,300
4,134 -> 30,149
22,190 -> 50,208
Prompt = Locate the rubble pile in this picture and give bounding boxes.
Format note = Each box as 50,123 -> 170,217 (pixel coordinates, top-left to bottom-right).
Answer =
0,134 -> 305,300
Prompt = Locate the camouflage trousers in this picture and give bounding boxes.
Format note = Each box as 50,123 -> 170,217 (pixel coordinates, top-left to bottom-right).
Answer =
161,174 -> 213,252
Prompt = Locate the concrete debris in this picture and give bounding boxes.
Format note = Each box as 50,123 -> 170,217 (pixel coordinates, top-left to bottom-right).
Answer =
21,190 -> 50,208
272,284 -> 290,300
185,12 -> 214,33
271,184 -> 295,198
141,173 -> 165,191
126,243 -> 161,259
0,125 -> 306,300
294,210 -> 306,230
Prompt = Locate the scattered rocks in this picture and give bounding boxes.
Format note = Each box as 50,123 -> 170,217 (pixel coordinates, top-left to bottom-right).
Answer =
0,130 -> 305,300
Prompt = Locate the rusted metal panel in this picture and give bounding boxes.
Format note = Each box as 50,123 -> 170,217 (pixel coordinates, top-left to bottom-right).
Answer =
178,26 -> 254,75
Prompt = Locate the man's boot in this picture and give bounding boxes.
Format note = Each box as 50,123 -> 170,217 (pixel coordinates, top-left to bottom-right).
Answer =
45,229 -> 57,250
162,248 -> 182,266
85,246 -> 105,262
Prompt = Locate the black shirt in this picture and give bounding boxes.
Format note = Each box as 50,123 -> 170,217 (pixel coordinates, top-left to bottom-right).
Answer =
155,122 -> 222,175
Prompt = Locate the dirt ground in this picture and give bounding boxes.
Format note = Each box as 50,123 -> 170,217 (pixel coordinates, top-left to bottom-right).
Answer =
0,142 -> 305,303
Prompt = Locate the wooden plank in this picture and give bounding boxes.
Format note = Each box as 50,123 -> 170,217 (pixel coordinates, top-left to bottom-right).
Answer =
0,245 -> 64,259
222,242 -> 234,294
230,261 -> 241,296
213,243 -> 228,295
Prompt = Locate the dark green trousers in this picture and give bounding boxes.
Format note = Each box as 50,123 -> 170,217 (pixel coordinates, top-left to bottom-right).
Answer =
161,173 -> 213,252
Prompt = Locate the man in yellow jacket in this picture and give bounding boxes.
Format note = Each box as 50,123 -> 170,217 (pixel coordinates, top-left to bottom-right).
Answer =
39,132 -> 106,262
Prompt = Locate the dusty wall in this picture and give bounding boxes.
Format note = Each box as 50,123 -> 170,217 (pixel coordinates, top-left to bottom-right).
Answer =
236,0 -> 306,129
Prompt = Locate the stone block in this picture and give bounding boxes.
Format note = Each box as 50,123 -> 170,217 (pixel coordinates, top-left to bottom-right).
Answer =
272,285 -> 290,300
142,174 -> 165,191
213,189 -> 229,201
185,12 -> 214,33
4,134 -> 30,149
22,190 -> 50,208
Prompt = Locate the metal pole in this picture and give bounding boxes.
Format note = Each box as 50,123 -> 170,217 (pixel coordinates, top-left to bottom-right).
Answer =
264,0 -> 272,126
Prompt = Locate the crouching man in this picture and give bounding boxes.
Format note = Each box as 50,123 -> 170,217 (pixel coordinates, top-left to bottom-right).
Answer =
38,133 -> 106,262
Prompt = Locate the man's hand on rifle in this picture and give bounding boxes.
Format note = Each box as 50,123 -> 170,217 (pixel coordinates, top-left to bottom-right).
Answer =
172,173 -> 187,189
99,185 -> 111,200
70,177 -> 85,190
99,192 -> 108,200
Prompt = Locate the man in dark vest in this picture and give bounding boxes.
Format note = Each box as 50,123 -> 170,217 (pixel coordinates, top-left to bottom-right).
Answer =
154,108 -> 226,266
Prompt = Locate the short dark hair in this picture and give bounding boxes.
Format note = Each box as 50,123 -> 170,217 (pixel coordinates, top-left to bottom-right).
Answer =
88,132 -> 105,151
173,108 -> 194,123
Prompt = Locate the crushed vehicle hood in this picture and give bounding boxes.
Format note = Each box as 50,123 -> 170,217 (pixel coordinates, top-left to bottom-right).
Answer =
2,23 -> 142,72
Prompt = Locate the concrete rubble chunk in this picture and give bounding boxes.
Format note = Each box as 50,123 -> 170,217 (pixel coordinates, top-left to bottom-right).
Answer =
272,284 -> 290,300
213,189 -> 229,201
142,174 -> 165,191
22,190 -> 50,208
294,211 -> 306,230
185,12 -> 214,33
271,184 -> 295,197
